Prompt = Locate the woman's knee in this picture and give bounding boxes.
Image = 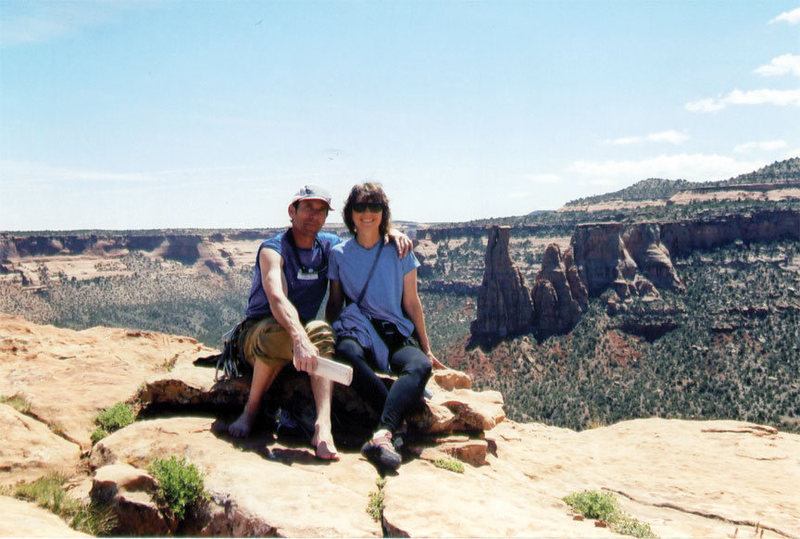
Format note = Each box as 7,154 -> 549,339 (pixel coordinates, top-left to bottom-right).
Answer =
394,346 -> 432,379
335,338 -> 366,363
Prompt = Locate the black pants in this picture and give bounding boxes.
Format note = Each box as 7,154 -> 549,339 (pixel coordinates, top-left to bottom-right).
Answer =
335,337 -> 432,433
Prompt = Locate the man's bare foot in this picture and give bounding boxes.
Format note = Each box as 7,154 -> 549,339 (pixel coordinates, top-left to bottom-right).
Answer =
312,425 -> 339,461
227,409 -> 257,438
314,440 -> 339,461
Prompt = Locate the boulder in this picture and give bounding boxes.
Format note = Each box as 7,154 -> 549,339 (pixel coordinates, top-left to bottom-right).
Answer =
0,313 -> 218,449
91,464 -> 172,536
90,416 -> 382,537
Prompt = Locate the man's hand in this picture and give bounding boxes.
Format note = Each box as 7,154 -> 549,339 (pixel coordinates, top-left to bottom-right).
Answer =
387,228 -> 413,258
292,338 -> 319,374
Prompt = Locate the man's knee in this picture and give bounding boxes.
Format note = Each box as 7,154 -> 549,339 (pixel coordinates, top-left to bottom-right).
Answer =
243,317 -> 293,366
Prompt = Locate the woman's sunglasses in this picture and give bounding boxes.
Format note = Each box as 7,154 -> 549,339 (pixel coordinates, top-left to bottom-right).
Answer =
352,201 -> 385,213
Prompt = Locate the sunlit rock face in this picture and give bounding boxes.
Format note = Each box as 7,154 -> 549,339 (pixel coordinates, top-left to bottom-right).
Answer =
530,244 -> 587,337
470,226 -> 533,345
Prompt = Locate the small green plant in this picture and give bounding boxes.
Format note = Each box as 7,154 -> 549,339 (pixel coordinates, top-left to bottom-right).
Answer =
90,428 -> 110,445
1,393 -> 32,414
563,490 -> 655,538
433,457 -> 465,473
616,514 -> 657,538
366,478 -> 386,521
149,456 -> 209,521
13,473 -> 117,535
563,490 -> 619,522
91,402 -> 135,443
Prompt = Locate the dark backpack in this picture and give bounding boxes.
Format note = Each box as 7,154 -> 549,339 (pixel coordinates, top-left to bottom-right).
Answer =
193,320 -> 251,381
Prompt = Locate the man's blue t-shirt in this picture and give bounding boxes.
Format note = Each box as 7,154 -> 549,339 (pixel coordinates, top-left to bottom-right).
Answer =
328,238 -> 420,337
245,230 -> 342,322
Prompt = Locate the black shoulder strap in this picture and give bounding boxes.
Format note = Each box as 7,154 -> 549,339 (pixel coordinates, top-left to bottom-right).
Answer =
355,240 -> 384,305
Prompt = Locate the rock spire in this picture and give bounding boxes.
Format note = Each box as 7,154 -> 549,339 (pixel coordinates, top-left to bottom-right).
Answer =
470,226 -> 533,345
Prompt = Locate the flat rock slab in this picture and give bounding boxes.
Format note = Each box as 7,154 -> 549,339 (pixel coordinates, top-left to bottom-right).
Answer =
89,414 -> 800,537
0,495 -> 89,537
91,416 -> 383,537
0,404 -> 81,487
0,313 -> 217,448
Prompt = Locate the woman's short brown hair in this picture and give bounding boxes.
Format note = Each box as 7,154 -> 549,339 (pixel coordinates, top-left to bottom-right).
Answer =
342,182 -> 392,238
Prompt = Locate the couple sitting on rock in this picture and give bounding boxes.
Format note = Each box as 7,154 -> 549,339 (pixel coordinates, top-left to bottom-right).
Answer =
226,183 -> 445,471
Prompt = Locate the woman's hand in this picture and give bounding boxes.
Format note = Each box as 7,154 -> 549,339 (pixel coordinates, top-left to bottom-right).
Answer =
426,350 -> 446,369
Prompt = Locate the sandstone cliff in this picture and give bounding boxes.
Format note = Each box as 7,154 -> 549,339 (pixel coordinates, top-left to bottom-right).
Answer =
472,209 -> 799,342
1,314 -> 798,537
0,230 -> 271,287
470,227 -> 533,345
530,244 -> 588,337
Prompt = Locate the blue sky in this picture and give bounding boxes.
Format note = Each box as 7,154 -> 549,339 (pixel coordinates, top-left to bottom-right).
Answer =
1,1 -> 799,231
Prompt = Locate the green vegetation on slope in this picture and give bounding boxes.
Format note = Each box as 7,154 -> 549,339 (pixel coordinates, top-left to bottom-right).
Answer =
448,239 -> 800,433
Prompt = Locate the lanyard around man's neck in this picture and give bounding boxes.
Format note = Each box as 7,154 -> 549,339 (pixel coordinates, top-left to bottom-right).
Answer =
286,229 -> 327,279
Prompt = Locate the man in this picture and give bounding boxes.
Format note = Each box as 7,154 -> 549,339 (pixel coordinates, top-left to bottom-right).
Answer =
228,185 -> 410,461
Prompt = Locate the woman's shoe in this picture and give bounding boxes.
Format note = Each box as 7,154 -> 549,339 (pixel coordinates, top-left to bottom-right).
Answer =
361,431 -> 401,471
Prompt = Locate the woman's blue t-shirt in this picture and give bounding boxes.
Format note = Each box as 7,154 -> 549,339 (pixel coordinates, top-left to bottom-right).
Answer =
328,238 -> 420,337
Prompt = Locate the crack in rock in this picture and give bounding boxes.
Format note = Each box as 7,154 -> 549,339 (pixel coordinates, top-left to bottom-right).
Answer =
607,488 -> 793,538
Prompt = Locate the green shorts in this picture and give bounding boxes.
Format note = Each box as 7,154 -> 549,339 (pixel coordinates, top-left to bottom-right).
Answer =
239,317 -> 335,367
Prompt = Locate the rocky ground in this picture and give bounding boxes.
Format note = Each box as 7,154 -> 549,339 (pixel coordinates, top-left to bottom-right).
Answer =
1,313 -> 799,537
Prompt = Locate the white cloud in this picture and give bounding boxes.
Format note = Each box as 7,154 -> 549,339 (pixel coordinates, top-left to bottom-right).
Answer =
755,54 -> 800,77
686,88 -> 800,112
733,140 -> 788,154
567,153 -> 764,182
605,130 -> 689,146
770,7 -> 800,25
685,98 -> 726,113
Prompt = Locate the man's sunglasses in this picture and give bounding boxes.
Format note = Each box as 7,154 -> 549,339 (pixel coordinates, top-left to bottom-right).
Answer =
352,202 -> 385,213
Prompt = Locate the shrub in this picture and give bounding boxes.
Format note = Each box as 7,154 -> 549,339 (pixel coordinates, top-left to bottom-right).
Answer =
90,428 -> 110,445
149,456 -> 209,521
563,490 -> 618,522
433,457 -> 465,473
563,490 -> 655,538
95,402 -> 135,431
92,402 -> 135,443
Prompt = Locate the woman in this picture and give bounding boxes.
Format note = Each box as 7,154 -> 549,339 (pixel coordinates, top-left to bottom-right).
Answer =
327,182 -> 445,471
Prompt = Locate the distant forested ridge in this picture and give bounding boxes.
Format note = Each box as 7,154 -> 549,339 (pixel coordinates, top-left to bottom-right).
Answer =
566,156 -> 800,206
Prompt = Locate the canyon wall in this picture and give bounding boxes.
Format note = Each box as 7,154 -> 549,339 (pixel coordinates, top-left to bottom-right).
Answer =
471,209 -> 800,345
